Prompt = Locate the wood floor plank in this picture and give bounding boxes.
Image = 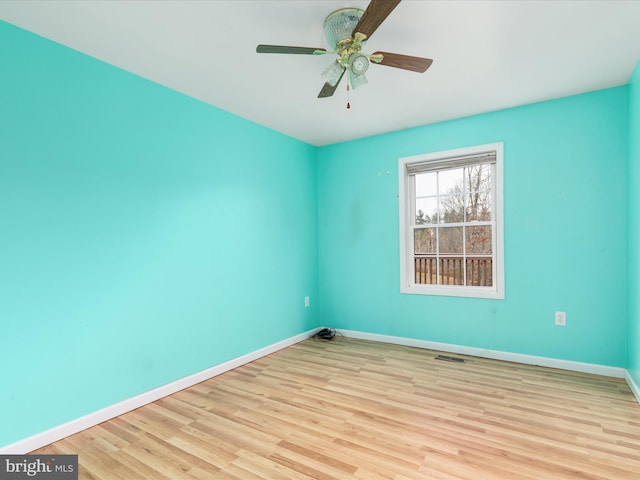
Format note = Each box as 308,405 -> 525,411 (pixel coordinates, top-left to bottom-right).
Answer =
32,337 -> 640,479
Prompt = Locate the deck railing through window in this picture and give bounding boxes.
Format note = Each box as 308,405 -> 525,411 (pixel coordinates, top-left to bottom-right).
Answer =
414,255 -> 493,287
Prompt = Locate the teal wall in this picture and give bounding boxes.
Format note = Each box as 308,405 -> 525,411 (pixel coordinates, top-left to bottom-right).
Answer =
0,21 -> 318,447
318,87 -> 629,367
628,60 -> 640,388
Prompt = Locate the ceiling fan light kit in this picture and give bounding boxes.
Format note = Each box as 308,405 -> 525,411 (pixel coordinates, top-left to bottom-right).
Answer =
324,8 -> 363,50
256,0 -> 433,106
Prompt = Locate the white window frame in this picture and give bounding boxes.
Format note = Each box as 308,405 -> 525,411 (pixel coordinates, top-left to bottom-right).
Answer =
399,143 -> 504,299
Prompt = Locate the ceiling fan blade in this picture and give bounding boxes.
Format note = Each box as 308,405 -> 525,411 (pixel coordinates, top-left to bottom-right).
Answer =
353,0 -> 401,40
372,51 -> 433,73
256,45 -> 327,55
318,69 -> 346,98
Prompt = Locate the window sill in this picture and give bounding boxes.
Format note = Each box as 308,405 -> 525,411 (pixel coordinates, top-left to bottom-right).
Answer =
401,283 -> 504,299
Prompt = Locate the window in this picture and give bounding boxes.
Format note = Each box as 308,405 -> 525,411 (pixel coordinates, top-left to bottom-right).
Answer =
399,143 -> 504,298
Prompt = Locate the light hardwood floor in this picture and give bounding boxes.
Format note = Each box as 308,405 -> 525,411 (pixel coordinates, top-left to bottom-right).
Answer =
34,337 -> 640,479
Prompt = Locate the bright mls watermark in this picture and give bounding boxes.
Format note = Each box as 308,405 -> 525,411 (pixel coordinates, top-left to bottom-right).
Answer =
0,455 -> 77,479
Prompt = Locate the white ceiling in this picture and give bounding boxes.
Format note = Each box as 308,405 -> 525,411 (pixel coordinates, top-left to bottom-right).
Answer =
1,0 -> 640,146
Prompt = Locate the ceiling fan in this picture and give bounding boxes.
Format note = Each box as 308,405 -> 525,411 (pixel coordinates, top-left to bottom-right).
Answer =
256,0 -> 433,101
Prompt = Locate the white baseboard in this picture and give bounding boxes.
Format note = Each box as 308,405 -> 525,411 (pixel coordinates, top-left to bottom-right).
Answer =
626,370 -> 640,405
339,329 -> 627,379
0,328 -> 321,454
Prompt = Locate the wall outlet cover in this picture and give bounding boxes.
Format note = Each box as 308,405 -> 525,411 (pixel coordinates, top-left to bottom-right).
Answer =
555,311 -> 566,326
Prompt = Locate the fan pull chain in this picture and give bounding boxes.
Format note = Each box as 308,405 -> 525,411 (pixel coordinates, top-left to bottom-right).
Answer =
346,74 -> 351,109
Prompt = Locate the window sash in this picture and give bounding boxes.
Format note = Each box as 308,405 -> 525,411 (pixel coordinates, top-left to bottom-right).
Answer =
411,223 -> 495,287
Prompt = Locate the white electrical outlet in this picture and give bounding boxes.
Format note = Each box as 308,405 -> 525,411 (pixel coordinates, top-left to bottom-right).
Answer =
304,296 -> 310,308
555,311 -> 566,326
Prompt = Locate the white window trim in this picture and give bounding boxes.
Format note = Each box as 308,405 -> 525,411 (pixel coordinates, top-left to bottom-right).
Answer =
399,142 -> 505,299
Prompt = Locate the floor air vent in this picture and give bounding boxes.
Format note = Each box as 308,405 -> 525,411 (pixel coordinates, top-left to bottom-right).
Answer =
435,354 -> 467,363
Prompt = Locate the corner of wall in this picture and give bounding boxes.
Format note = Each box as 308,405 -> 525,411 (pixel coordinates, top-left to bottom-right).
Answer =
626,59 -> 640,395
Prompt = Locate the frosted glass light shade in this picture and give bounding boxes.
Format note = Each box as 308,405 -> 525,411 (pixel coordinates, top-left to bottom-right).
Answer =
349,53 -> 369,75
323,8 -> 363,50
322,61 -> 344,86
350,70 -> 368,90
